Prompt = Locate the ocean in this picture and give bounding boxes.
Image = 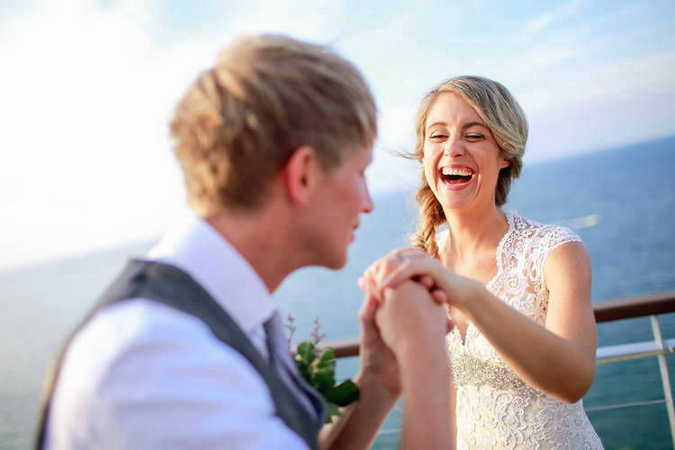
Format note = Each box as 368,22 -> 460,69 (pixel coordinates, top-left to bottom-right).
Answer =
2,136 -> 674,449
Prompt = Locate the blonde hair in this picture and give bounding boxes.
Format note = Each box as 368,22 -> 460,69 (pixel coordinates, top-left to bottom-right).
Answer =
410,76 -> 528,258
170,34 -> 377,215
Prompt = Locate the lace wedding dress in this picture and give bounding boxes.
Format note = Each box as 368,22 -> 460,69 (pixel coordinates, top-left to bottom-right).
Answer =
445,212 -> 603,449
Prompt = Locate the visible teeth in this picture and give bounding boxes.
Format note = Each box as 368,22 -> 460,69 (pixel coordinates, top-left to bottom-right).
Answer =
441,167 -> 473,176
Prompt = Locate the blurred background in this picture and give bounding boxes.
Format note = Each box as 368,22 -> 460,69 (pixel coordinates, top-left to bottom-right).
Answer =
2,1 -> 674,448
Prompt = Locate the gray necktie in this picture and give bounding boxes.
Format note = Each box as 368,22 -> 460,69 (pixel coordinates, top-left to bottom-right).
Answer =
263,311 -> 324,421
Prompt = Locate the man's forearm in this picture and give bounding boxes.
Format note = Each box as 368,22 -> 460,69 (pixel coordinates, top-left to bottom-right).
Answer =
319,371 -> 398,450
398,344 -> 452,450
376,281 -> 453,450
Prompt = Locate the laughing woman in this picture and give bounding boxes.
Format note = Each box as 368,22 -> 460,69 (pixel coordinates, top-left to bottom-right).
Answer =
363,76 -> 603,449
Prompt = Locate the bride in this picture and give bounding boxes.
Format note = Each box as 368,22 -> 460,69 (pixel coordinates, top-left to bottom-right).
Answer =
362,76 -> 603,449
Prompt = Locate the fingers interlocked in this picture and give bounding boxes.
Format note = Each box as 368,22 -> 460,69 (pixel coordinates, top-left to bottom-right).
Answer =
360,247 -> 446,305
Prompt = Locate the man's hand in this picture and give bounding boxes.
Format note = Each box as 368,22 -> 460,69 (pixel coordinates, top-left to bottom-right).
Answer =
372,280 -> 454,450
357,287 -> 401,398
374,280 -> 448,358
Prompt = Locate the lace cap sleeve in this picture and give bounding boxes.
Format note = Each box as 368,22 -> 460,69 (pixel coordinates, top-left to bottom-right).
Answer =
534,223 -> 584,290
544,224 -> 583,261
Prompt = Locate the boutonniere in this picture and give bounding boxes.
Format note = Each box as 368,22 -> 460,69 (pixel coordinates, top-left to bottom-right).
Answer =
285,316 -> 360,423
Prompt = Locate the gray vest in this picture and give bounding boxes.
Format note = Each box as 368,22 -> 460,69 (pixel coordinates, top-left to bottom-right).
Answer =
35,259 -> 323,449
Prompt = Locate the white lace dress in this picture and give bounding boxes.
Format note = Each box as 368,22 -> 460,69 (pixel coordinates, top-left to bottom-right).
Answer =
446,212 -> 603,449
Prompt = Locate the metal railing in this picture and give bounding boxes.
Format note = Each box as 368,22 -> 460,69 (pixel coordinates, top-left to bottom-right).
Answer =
322,290 -> 675,447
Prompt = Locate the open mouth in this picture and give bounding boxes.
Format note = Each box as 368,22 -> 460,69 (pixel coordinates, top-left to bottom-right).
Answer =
440,166 -> 475,185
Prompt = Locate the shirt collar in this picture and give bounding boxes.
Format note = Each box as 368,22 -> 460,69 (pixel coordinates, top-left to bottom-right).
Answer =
147,216 -> 275,333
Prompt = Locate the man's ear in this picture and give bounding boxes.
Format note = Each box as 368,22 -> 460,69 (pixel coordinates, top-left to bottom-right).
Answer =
282,146 -> 320,206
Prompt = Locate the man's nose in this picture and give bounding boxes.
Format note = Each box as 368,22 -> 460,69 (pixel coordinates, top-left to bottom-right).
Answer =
362,183 -> 374,214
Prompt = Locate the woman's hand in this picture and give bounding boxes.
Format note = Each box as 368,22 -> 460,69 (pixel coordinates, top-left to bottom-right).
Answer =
360,248 -> 448,304
361,247 -> 483,313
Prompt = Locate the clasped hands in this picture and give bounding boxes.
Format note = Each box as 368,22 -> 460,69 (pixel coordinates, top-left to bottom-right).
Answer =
359,248 -> 452,351
356,247 -> 482,397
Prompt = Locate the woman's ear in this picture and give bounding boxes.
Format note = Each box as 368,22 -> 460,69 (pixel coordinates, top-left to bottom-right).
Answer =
499,157 -> 511,169
281,146 -> 319,206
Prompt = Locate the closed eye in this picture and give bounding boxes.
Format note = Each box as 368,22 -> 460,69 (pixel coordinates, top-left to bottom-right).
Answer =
465,133 -> 484,141
429,134 -> 448,140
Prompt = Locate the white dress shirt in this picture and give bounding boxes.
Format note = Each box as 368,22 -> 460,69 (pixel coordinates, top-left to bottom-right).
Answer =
45,217 -> 309,450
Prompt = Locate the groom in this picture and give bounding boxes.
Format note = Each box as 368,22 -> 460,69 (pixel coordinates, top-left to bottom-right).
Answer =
36,34 -> 452,449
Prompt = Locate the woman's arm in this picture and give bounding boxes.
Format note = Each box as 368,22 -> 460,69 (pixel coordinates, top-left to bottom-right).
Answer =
463,242 -> 595,402
378,242 -> 597,403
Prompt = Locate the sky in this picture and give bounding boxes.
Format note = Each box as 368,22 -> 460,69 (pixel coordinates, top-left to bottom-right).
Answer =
1,0 -> 674,270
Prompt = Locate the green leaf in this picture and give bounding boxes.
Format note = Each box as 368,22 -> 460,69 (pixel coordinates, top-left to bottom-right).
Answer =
324,380 -> 360,407
296,341 -> 316,365
295,342 -> 317,383
313,349 -> 335,374
315,357 -> 335,372
310,351 -> 335,383
291,335 -> 359,421
319,347 -> 335,362
311,367 -> 336,393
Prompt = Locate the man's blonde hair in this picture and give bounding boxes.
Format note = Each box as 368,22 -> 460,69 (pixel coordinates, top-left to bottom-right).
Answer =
170,34 -> 377,214
410,76 -> 528,257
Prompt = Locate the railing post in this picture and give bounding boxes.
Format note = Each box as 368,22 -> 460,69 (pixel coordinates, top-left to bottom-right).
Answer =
651,314 -> 675,448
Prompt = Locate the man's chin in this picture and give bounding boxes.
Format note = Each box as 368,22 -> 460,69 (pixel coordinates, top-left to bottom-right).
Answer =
325,256 -> 347,271
323,249 -> 349,271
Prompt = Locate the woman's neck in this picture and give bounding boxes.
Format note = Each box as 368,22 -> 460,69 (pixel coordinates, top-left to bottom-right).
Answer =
442,203 -> 508,264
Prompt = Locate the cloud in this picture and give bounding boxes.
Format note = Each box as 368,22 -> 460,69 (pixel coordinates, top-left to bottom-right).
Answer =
1,0 -> 674,269
224,0 -> 349,42
0,1 -> 197,269
0,0 -> 362,269
366,105 -> 420,194
517,0 -> 585,41
524,51 -> 675,161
